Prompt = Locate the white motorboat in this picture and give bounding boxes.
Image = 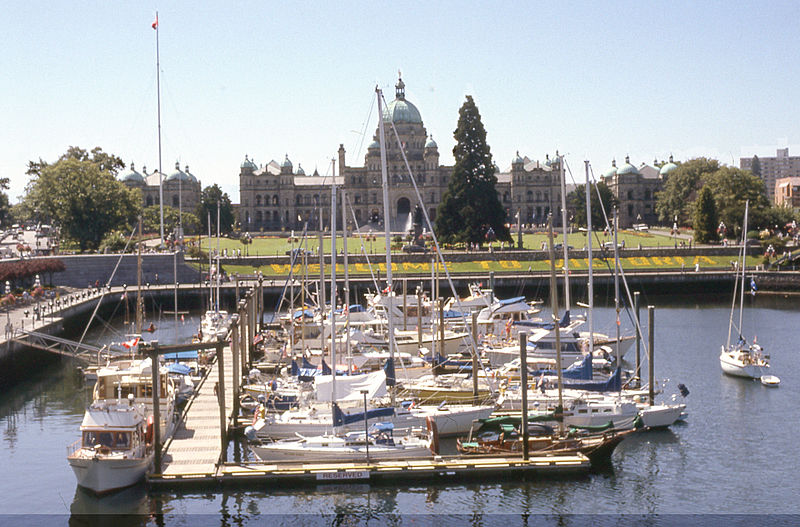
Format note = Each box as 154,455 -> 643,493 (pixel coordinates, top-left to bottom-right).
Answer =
67,396 -> 152,495
638,402 -> 687,428
250,422 -> 433,462
92,358 -> 178,441
200,310 -> 230,342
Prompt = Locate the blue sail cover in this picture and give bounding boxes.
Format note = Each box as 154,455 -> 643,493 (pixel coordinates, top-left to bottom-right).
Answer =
562,366 -> 621,392
332,402 -> 396,427
167,363 -> 193,375
530,353 -> 593,380
290,359 -> 320,381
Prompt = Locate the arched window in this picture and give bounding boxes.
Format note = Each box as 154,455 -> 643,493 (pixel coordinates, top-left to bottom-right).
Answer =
313,195 -> 320,205
146,196 -> 153,207
273,195 -> 279,205
526,190 -> 533,202
627,190 -> 634,200
172,195 -> 179,207
536,191 -> 542,202
255,195 -> 262,206
644,190 -> 651,200
296,195 -> 302,205
503,192 -> 509,203
255,211 -> 262,223
305,196 -> 312,205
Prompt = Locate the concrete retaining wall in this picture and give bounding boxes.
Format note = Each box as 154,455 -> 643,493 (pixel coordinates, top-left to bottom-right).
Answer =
33,253 -> 200,288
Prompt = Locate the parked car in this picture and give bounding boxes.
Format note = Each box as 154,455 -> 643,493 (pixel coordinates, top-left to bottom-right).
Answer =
402,244 -> 429,253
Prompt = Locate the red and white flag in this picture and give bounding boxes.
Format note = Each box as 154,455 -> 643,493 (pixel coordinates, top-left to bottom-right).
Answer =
152,14 -> 158,30
122,337 -> 140,349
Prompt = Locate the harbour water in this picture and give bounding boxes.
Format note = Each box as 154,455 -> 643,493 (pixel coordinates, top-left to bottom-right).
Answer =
1,293 -> 799,523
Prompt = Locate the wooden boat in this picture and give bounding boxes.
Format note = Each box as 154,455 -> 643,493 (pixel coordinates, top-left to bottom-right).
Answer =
456,416 -> 634,466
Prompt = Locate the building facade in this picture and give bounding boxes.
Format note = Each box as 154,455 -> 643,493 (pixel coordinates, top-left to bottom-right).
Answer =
601,156 -> 674,228
238,77 -> 569,234
740,148 -> 800,203
775,176 -> 800,211
120,161 -> 202,214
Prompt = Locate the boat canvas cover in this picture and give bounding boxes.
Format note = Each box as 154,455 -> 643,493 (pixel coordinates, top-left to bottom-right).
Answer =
515,310 -> 570,330
314,369 -> 388,402
81,404 -> 142,430
167,363 -> 193,376
562,367 -> 621,392
531,353 -> 593,380
163,351 -> 198,360
332,403 -> 395,427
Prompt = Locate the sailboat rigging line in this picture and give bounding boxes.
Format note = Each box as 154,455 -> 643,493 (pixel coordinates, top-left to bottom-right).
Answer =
272,222 -> 311,319
344,193 -> 380,292
350,93 -> 376,161
586,163 -> 651,382
76,223 -> 138,348
378,91 -> 494,391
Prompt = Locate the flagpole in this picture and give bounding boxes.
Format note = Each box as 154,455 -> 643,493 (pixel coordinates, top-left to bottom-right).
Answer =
154,11 -> 165,247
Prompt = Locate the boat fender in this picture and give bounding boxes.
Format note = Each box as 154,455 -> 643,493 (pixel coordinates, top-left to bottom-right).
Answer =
145,415 -> 154,445
426,416 -> 440,455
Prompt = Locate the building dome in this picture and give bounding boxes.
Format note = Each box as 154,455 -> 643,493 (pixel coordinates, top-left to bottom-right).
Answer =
240,155 -> 257,170
368,139 -> 380,150
183,165 -> 198,183
166,161 -> 193,183
616,156 -> 640,176
603,159 -> 618,179
425,136 -> 438,149
659,155 -> 678,176
120,162 -> 145,184
281,154 -> 293,170
381,76 -> 422,124
297,163 -> 305,176
512,151 -> 524,165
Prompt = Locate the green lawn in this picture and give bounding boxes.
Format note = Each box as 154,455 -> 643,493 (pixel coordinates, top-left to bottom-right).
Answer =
191,229 -> 695,258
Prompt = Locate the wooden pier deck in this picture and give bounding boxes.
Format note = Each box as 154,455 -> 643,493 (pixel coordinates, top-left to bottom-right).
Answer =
148,453 -> 590,490
156,341 -> 235,479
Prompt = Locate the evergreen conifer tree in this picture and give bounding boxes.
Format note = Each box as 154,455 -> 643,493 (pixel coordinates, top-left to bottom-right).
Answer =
693,185 -> 719,243
435,96 -> 510,245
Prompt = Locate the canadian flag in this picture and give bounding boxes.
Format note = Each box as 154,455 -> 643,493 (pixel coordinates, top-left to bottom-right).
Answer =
152,14 -> 158,30
122,337 -> 140,349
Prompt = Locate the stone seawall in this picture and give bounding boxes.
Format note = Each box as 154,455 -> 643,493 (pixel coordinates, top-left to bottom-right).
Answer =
33,253 -> 200,288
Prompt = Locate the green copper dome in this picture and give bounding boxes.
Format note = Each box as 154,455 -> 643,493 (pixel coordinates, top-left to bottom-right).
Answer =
381,77 -> 422,124
603,159 -> 618,179
425,136 -> 438,149
616,156 -> 640,176
281,154 -> 293,170
660,155 -> 678,176
166,161 -> 194,183
120,162 -> 145,184
240,155 -> 257,170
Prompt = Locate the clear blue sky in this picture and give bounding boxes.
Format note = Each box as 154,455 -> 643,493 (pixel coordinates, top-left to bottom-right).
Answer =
3,1 -> 799,203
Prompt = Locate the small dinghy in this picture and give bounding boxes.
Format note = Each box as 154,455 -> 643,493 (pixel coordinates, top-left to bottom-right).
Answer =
760,375 -> 780,387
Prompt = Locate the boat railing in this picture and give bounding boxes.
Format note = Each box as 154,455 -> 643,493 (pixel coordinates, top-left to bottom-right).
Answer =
66,438 -> 83,457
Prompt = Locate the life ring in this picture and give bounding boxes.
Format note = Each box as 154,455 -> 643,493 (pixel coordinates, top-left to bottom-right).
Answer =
426,416 -> 440,455
145,415 -> 154,444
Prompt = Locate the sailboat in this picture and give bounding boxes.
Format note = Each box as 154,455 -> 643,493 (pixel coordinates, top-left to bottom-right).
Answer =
719,201 -> 777,383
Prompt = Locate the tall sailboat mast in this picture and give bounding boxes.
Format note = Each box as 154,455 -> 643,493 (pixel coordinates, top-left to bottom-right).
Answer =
558,152 -> 570,314
153,11 -> 165,247
376,86 -> 396,407
585,160 -> 593,354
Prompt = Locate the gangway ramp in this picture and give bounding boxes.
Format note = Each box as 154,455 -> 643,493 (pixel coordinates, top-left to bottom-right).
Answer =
10,329 -> 104,363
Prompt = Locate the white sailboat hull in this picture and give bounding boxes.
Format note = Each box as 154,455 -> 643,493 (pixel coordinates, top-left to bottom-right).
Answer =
639,403 -> 686,428
719,349 -> 767,379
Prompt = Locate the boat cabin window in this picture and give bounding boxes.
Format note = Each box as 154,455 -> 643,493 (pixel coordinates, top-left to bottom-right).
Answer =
83,431 -> 131,449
